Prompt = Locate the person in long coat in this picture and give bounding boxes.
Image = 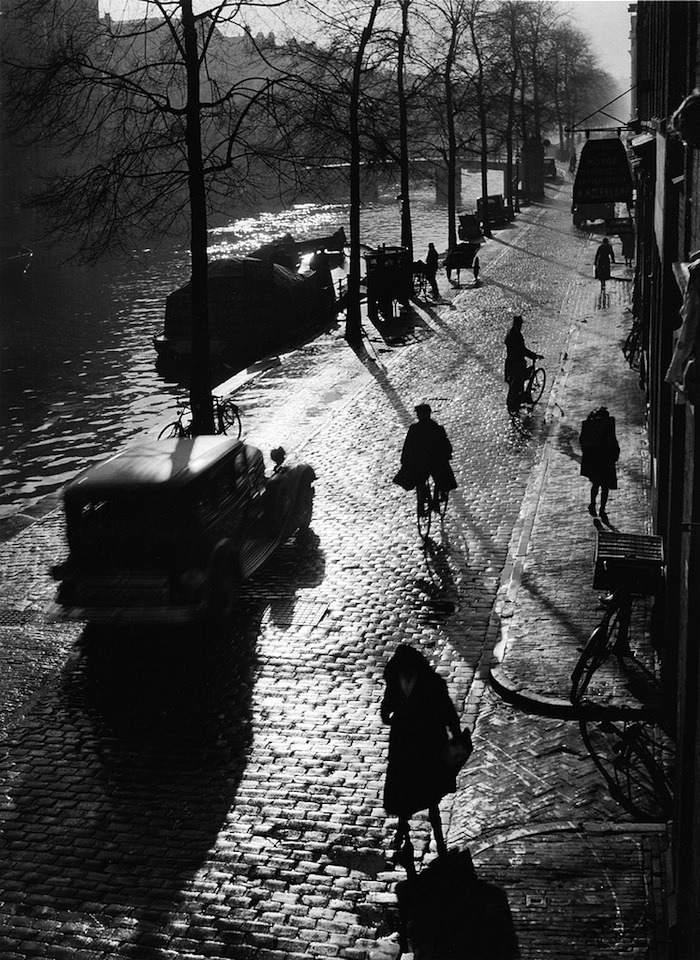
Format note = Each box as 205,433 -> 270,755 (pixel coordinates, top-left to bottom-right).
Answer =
425,243 -> 440,298
594,237 -> 615,292
620,228 -> 635,267
579,406 -> 620,518
381,644 -> 461,862
399,403 -> 457,497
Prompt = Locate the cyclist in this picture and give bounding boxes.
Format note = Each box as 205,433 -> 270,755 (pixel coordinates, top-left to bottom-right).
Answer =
396,403 -> 457,509
504,314 -> 543,412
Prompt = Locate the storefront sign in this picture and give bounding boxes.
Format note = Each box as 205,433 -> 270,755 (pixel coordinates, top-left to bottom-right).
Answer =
572,137 -> 634,205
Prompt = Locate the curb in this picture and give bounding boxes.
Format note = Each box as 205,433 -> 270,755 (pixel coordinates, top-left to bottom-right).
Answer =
488,661 -> 663,721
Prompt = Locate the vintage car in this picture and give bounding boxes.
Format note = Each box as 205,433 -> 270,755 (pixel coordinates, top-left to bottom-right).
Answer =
476,194 -> 515,227
457,213 -> 484,242
48,437 -> 315,624
543,158 -> 558,179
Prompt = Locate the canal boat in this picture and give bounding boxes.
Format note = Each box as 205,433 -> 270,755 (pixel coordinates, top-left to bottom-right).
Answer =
154,228 -> 346,370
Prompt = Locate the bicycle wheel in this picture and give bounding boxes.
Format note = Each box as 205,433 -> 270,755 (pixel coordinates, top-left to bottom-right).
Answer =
580,718 -> 675,821
571,623 -> 611,703
530,367 -> 546,404
570,593 -> 630,702
219,400 -> 242,438
416,482 -> 432,539
623,323 -> 641,368
158,421 -> 185,440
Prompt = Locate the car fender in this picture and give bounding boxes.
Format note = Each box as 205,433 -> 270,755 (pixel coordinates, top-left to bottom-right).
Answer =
203,538 -> 242,618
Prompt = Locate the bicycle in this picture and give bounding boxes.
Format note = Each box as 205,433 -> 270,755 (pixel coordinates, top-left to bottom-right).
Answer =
416,477 -> 449,540
579,716 -> 674,821
622,315 -> 642,370
158,396 -> 242,440
506,360 -> 546,414
570,588 -> 639,703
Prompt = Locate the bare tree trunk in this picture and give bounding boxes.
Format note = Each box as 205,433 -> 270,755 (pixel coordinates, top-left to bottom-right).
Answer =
346,0 -> 382,344
444,29 -> 459,250
469,15 -> 491,238
182,0 -> 214,434
398,0 -> 413,259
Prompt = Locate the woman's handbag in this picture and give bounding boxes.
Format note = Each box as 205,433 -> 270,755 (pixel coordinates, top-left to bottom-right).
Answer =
442,728 -> 473,772
392,465 -> 416,491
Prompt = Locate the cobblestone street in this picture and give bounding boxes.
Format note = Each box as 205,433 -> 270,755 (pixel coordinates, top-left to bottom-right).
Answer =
0,182 -> 669,959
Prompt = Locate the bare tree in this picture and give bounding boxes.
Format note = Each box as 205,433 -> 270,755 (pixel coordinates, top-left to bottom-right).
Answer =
2,0 -> 301,434
396,0 -> 414,258
464,0 -> 493,236
412,0 -> 473,249
346,0 -> 384,342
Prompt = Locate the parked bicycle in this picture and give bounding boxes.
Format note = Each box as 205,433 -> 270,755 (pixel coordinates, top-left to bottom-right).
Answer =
507,360 -> 546,415
158,395 -> 242,440
570,587 -> 641,703
416,478 -> 449,540
622,315 -> 642,370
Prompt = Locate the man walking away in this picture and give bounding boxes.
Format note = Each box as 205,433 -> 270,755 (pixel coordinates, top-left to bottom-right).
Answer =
426,243 -> 440,298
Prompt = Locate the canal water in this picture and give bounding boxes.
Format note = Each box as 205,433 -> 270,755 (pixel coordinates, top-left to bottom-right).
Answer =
0,173 -> 505,518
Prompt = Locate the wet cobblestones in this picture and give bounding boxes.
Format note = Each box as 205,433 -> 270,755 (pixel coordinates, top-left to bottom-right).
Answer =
0,184 -> 669,959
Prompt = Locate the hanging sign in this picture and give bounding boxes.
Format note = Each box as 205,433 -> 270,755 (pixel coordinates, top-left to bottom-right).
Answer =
572,137 -> 634,205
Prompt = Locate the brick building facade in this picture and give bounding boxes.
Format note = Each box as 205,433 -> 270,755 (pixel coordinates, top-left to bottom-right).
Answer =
630,3 -> 700,957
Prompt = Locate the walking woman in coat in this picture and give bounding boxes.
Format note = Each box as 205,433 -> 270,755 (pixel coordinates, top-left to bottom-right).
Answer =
594,237 -> 615,293
579,406 -> 620,519
381,644 -> 462,867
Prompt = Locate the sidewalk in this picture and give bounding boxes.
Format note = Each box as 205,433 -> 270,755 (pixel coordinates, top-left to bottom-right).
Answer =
488,275 -> 657,715
454,273 -> 672,959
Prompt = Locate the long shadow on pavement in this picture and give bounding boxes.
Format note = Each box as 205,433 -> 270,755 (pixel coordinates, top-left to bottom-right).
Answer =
396,849 -> 518,959
0,532 -> 327,957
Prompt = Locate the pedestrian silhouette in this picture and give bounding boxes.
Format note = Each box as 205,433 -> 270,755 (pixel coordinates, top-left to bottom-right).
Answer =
425,243 -> 440,298
594,237 -> 615,293
473,256 -> 480,286
621,228 -> 635,266
381,644 -> 464,870
579,406 -> 620,520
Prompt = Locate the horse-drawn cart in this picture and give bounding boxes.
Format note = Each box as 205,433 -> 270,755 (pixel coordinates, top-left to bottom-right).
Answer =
364,246 -> 412,322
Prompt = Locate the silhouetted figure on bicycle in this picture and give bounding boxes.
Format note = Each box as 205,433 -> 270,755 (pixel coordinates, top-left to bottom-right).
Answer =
399,404 -> 457,508
579,406 -> 620,520
504,315 -> 542,413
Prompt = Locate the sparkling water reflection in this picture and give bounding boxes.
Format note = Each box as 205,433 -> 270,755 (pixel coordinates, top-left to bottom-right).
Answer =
0,173 -> 504,516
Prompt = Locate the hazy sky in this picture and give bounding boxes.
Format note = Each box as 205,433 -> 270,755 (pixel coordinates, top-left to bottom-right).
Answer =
101,0 -> 634,88
563,0 -> 633,85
